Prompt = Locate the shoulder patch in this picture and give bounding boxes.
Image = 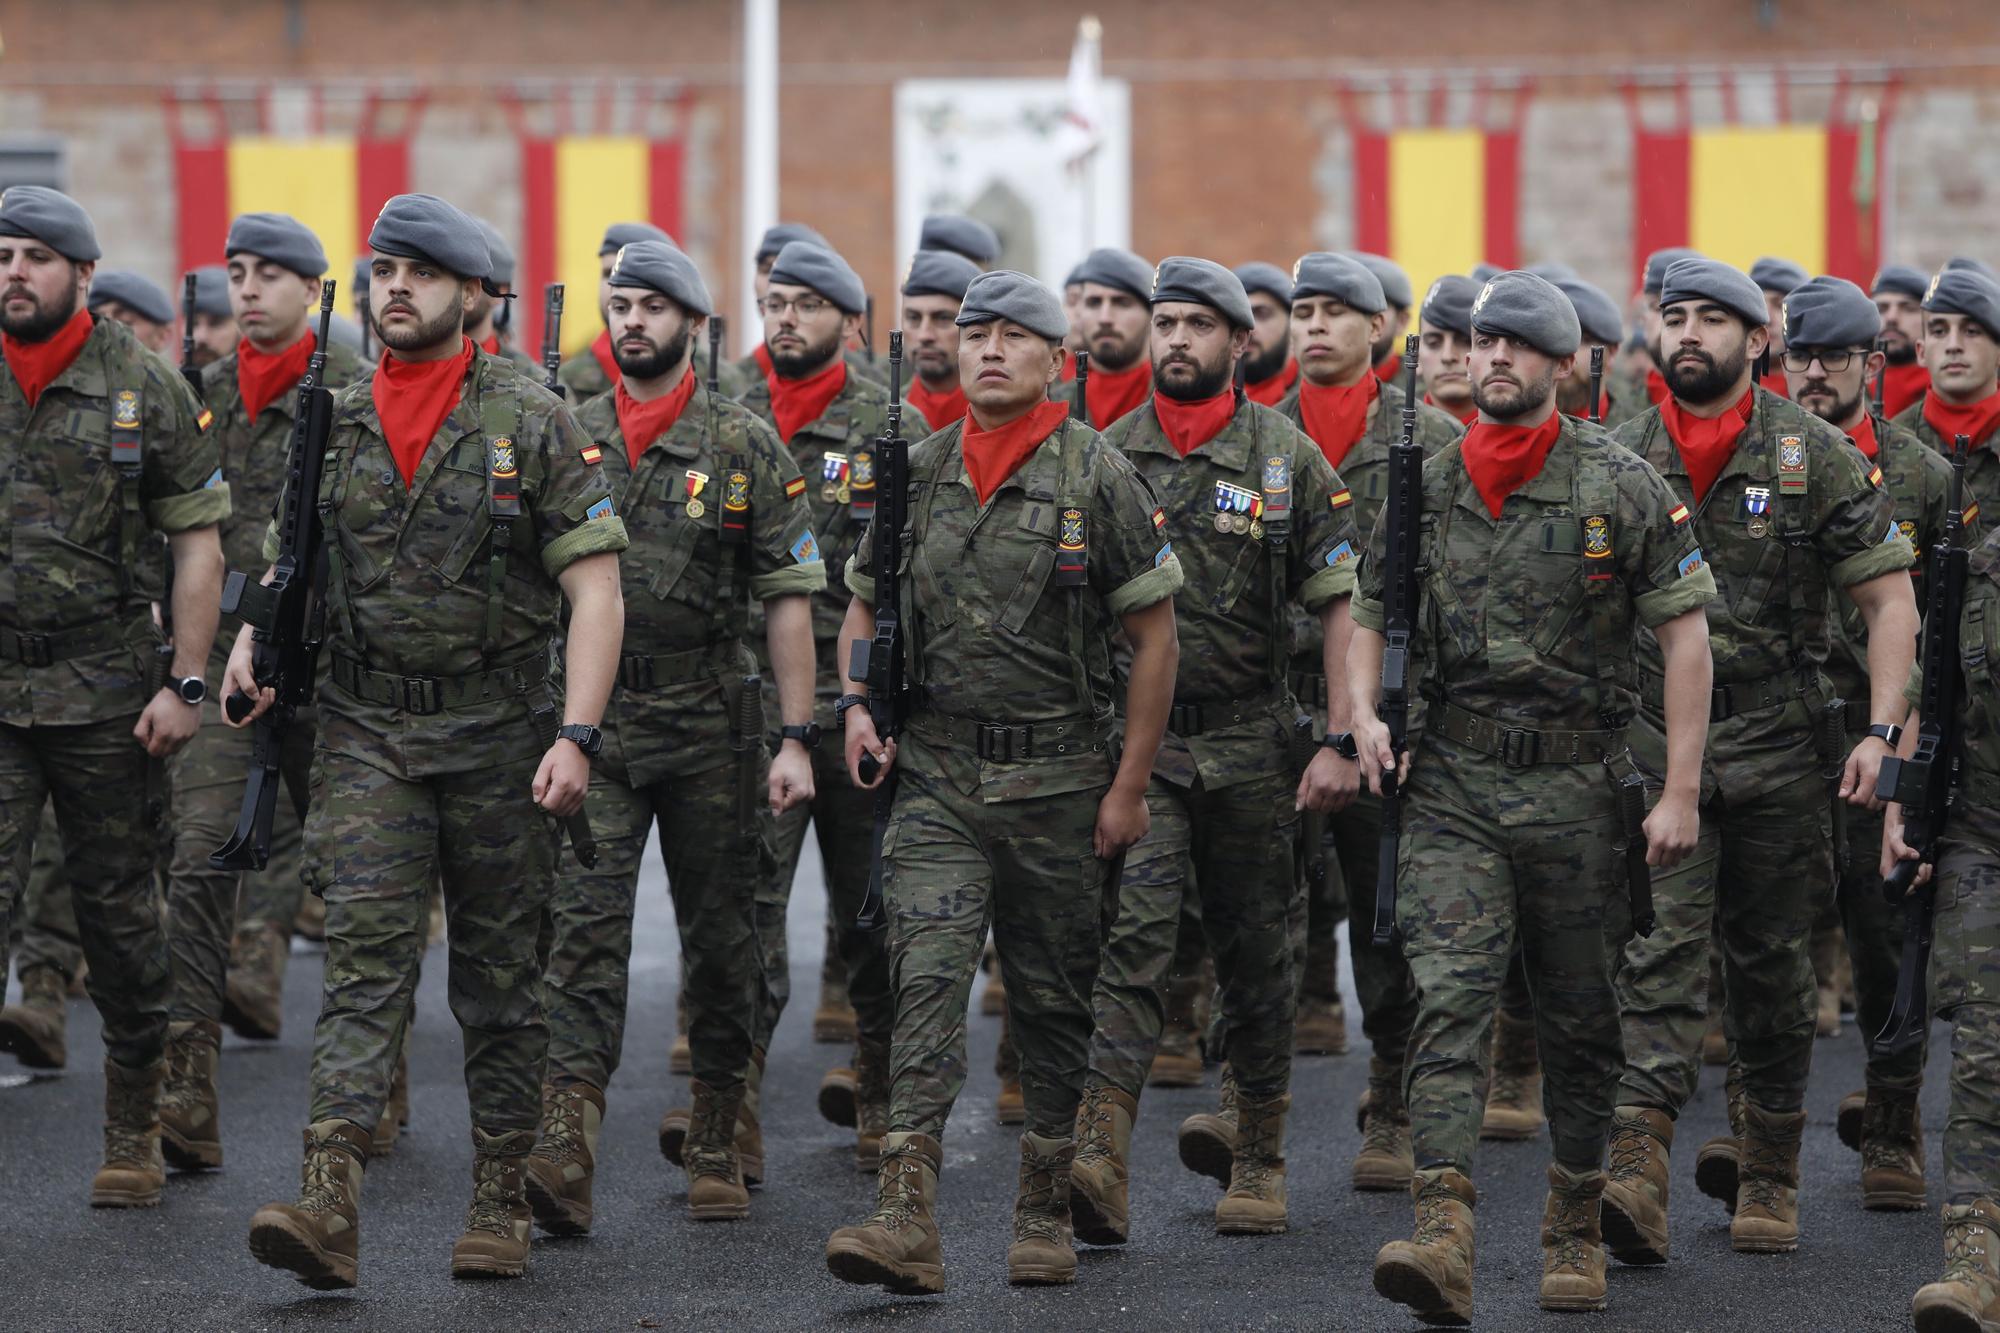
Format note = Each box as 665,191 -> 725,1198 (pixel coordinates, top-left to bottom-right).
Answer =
1151,506 -> 1168,531
1325,539 -> 1355,567
1867,463 -> 1885,488
1778,434 -> 1807,494
113,389 -> 140,429
580,443 -> 603,466
195,407 -> 214,433
1667,500 -> 1690,527
789,530 -> 822,564
1678,547 -> 1706,578
1154,541 -> 1174,568
1328,485 -> 1353,510
203,466 -> 225,490
1881,518 -> 1902,546
1583,514 -> 1612,559
784,475 -> 808,501
585,495 -> 616,522
1967,501 -> 1982,527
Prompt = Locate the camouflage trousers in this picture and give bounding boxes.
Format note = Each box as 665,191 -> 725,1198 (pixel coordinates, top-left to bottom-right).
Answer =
1398,757 -> 1626,1176
1931,829 -> 2000,1205
1330,793 -> 1422,1067
1301,812 -> 1345,1004
1838,797 -> 1924,1092
883,736 -> 1117,1140
303,742 -> 554,1135
540,751 -> 763,1095
1088,767 -> 1302,1101
1615,766 -> 1830,1116
0,717 -> 170,1069
10,802 -> 83,981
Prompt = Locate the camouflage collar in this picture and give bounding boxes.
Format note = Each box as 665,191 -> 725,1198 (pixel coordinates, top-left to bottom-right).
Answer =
927,416 -> 1073,500
336,346 -> 491,499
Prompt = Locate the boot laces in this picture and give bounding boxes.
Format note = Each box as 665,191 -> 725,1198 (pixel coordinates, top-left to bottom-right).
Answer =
299,1140 -> 352,1215
1075,1087 -> 1114,1161
1361,1100 -> 1410,1157
866,1152 -> 926,1231
1489,1068 -> 1528,1110
685,1095 -> 738,1181
103,1076 -> 156,1163
1944,1222 -> 1993,1283
465,1152 -> 519,1238
1741,1135 -> 1791,1212
1606,1125 -> 1654,1182
1546,1190 -> 1595,1274
531,1088 -> 584,1163
1015,1148 -> 1067,1243
160,1029 -> 208,1113
1413,1189 -> 1460,1245
1860,1101 -> 1915,1173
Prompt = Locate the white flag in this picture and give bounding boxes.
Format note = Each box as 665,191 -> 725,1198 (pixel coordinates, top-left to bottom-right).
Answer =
1053,15 -> 1104,173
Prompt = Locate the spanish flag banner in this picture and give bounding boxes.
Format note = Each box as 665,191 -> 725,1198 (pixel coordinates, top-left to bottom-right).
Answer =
174,136 -> 409,290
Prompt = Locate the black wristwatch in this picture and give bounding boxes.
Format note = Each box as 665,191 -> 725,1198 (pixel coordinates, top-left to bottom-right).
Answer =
171,675 -> 207,706
1866,722 -> 1904,750
1322,730 -> 1359,760
557,723 -> 603,757
781,722 -> 823,750
834,693 -> 869,727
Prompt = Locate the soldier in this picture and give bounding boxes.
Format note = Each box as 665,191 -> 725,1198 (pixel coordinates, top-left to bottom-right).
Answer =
1605,246 -> 1703,432
1751,257 -> 1809,398
918,214 -> 1002,269
1068,257 -> 1360,1247
1349,252 -> 1413,384
1233,262 -> 1297,407
0,185 -> 229,1205
901,249 -> 979,431
556,220 -> 676,401
1873,263 -> 1933,420
1417,275 -> 1480,426
823,269 -> 1181,1293
1556,278 -> 1626,422
1359,270 -> 1716,1324
237,193 -> 628,1287
1071,246 -> 1154,429
0,805 -> 83,1069
527,241 -> 823,1234
185,265 -> 235,368
1896,266 -> 2000,522
468,218 -> 529,365
88,269 -> 178,356
153,213 -> 372,1174
1601,257 -> 1917,1263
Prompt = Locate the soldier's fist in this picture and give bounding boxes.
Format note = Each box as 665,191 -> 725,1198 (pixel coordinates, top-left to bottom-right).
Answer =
534,741 -> 591,817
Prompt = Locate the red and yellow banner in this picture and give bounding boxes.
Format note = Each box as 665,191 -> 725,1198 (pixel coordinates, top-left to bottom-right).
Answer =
174,137 -> 408,291
1352,126 -> 1520,325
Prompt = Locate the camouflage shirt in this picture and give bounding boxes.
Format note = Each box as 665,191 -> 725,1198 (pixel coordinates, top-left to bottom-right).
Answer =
0,315 -> 230,726
1906,524 -> 2000,847
1893,395 -> 2000,532
575,380 -> 826,786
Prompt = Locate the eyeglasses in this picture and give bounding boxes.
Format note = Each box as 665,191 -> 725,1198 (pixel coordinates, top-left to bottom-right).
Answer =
759,295 -> 833,319
1780,348 -> 1864,373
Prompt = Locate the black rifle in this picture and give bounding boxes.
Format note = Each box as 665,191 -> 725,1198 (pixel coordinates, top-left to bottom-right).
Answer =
358,289 -> 373,362
863,295 -> 876,363
1371,333 -> 1423,946
543,284 -> 566,399
211,281 -> 339,869
1873,432 -> 1971,1056
851,332 -> 911,931
1872,336 -> 1888,421
1588,346 -> 1605,425
1072,349 -> 1091,424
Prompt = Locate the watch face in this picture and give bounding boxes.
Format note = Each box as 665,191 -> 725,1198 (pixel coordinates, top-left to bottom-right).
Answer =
176,677 -> 207,704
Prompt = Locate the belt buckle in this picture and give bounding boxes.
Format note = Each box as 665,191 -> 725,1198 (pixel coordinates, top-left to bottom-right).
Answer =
401,675 -> 442,715
15,631 -> 52,668
976,724 -> 1015,762
1500,727 -> 1538,768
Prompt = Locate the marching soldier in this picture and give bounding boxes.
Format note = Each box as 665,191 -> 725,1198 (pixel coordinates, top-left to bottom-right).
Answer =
1071,246 -> 1155,429
1234,262 -> 1298,407
1349,252 -> 1413,383
237,193 -> 628,1287
1872,263 -> 1932,420
901,249 -> 979,431
918,214 -> 1002,269
1895,265 -> 2000,521
556,220 -> 675,401
1556,278 -> 1626,422
184,265 -> 235,368
824,269 -> 1181,1293
1417,275 -> 1479,426
88,269 -> 178,356
0,185 -> 229,1205
1602,257 -> 1917,1263
1751,257 -> 1809,398
1603,247 -> 1702,432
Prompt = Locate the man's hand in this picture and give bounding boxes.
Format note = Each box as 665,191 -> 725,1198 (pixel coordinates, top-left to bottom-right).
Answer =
1880,808 -> 1931,888
1094,784 -> 1150,859
844,710 -> 897,789
133,688 -> 200,757
1642,789 -> 1700,869
1841,735 -> 1891,810
220,636 -> 273,728
1296,747 -> 1359,815
770,743 -> 816,814
533,741 -> 591,817
1353,716 -> 1407,798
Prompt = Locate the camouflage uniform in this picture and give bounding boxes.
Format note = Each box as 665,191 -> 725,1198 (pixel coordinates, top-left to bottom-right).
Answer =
1895,397 -> 2000,525
9,802 -> 81,981
1085,397 -> 1358,1101
0,314 -> 228,1071
540,383 -> 824,1095
289,348 -> 627,1135
1356,417 -> 1713,1175
1610,387 -> 1912,1117
844,415 -> 1182,1139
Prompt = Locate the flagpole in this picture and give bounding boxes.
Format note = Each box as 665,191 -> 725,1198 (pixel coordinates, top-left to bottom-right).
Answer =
741,0 -> 778,356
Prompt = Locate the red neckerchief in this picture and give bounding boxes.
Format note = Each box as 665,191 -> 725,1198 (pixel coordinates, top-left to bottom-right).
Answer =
1644,367 -> 1671,407
756,342 -> 848,444
1373,350 -> 1400,383
1660,387 -> 1755,505
372,336 -> 476,489
2,307 -> 93,409
1881,362 -> 1930,420
235,331 -> 315,423
1297,374 -> 1379,470
478,334 -> 501,356
1759,366 -> 1791,399
1085,357 -> 1152,428
1925,388 -> 2000,454
906,377 -> 967,432
615,367 -> 698,468
1244,358 -> 1299,407
1461,413 -> 1563,518
1424,392 -> 1478,426
590,329 -> 621,388
1153,389 -> 1237,457
1848,414 -> 1880,461
963,400 -> 1069,505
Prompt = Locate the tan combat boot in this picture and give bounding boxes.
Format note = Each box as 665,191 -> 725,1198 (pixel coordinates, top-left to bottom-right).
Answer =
814,918 -> 857,1042
1178,1063 -> 1238,1187
1070,1082 -> 1138,1246
450,1127 -> 534,1278
1731,1104 -> 1806,1253
248,1120 -> 371,1288
160,1019 -> 224,1171
995,1019 -> 1025,1124
91,1059 -> 166,1207
1539,1164 -> 1609,1312
1861,1088 -> 1927,1212
854,1037 -> 891,1171
1294,995 -> 1349,1056
818,1064 -> 859,1128
221,922 -> 285,1041
523,1082 -> 605,1236
827,1131 -> 945,1294
1374,1169 -> 1478,1325
1008,1132 -> 1078,1284
1480,1011 -> 1546,1141
1695,1075 -> 1748,1209
1354,1056 -> 1415,1192
683,1077 -> 750,1220
1601,1105 -> 1674,1265
372,1037 -> 411,1157
658,1088 -> 764,1186
1913,1199 -> 2000,1333
980,944 -> 1006,1016
1837,1087 -> 1867,1150
0,964 -> 68,1069
670,986 -> 692,1075
1217,1090 -> 1290,1234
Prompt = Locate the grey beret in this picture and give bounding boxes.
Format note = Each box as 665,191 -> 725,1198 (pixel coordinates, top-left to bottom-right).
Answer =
954,269 -> 1066,341
1659,257 -> 1768,329
1073,246 -> 1153,302
1470,271 -> 1582,358
1922,265 -> 2000,340
1063,263 -> 1086,289
919,214 -> 1001,265
1780,276 -> 1881,350
1151,256 -> 1254,329
1232,262 -> 1293,305
606,240 -> 714,317
225,212 -> 328,278
0,185 -> 100,262
901,249 -> 979,302
755,222 -> 828,265
1644,247 -> 1703,295
1750,256 -> 1809,296
767,240 -> 865,315
187,265 -> 230,319
475,218 -> 516,288
353,258 -> 370,295
1419,275 -> 1480,337
1291,252 -> 1386,314
1946,255 -> 1999,281
1524,261 -> 1580,284
1348,252 -> 1412,309
88,269 -> 174,325
1554,278 -> 1624,347
1469,262 -> 1504,285
1872,263 -> 1931,302
368,193 -> 501,296
600,221 -> 673,258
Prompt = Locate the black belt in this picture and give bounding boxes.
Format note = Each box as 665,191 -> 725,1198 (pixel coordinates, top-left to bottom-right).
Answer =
906,707 -> 1111,761
1169,684 -> 1290,738
1288,670 -> 1330,711
1429,700 -> 1618,767
330,654 -> 549,716
1639,668 -> 1803,723
0,622 -> 129,667
617,644 -> 725,692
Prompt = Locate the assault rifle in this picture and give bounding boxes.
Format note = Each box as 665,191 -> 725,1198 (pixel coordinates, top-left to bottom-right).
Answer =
543,284 -> 566,398
1072,349 -> 1090,422
851,332 -> 912,931
1588,346 -> 1605,425
1371,333 -> 1423,946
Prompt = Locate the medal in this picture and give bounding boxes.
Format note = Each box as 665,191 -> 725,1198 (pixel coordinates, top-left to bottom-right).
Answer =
820,482 -> 840,502
1250,520 -> 1265,540
686,498 -> 706,519
836,484 -> 852,504
1747,515 -> 1768,539
1234,513 -> 1253,534
1214,511 -> 1233,533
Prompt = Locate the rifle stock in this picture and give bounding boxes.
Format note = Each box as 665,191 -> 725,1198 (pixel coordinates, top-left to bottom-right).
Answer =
1372,333 -> 1423,946
852,332 -> 911,931
543,284 -> 567,399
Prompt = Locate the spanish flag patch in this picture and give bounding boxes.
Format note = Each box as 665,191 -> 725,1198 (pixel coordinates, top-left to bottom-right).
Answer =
195,407 -> 214,432
1967,501 -> 1982,527
1151,506 -> 1167,530
1667,501 -> 1690,527
1328,487 -> 1353,510
580,443 -> 602,465
1867,464 -> 1884,488
784,476 -> 808,501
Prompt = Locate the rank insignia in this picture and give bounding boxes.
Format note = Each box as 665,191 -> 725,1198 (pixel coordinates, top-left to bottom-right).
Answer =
1329,486 -> 1353,511
1678,547 -> 1706,578
1583,514 -> 1612,559
790,530 -> 821,563
195,407 -> 214,432
113,390 -> 140,429
490,438 -> 517,479
1667,501 -> 1690,527
585,496 -> 616,522
784,476 -> 807,501
1059,507 -> 1086,552
725,471 -> 750,512
1778,435 -> 1807,494
580,443 -> 603,465
1743,486 -> 1772,517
